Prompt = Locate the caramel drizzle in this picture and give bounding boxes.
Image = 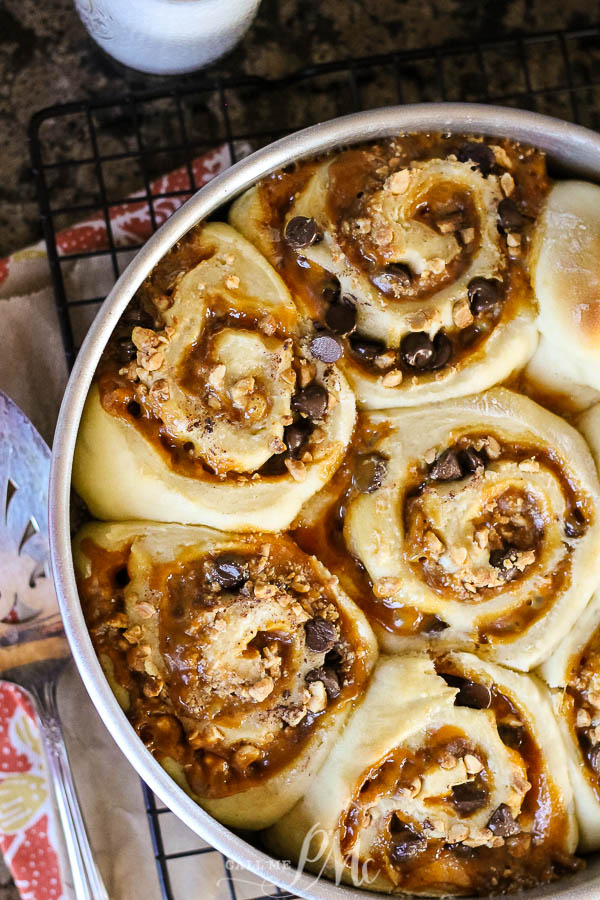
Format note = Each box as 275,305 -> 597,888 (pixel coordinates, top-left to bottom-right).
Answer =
77,536 -> 368,799
256,134 -> 548,380
336,674 -> 576,896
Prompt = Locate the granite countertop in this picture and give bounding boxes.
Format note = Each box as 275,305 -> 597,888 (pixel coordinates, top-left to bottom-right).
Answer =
0,0 -> 598,897
0,0 -> 597,258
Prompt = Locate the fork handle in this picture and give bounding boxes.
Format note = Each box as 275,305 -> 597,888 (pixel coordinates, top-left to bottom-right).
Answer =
31,680 -> 109,900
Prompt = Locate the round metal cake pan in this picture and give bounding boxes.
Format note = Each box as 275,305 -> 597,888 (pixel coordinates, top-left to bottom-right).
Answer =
49,103 -> 600,899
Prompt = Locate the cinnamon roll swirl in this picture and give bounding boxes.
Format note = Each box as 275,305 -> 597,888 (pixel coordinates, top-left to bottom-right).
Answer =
72,521 -> 377,830
267,653 -> 578,896
343,388 -> 600,670
231,135 -> 544,408
73,223 -> 355,531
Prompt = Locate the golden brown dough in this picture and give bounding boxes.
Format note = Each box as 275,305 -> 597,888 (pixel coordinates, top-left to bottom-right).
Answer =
527,180 -> 600,406
540,591 -> 600,851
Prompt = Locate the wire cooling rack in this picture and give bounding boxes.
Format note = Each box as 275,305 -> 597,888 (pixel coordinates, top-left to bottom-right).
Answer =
28,22 -> 600,900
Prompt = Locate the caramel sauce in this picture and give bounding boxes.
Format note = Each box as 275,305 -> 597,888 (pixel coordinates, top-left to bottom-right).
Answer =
254,133 -> 548,382
253,158 -> 329,320
76,134 -> 588,894
78,538 -> 134,689
566,625 -> 600,799
292,416 -> 427,637
97,228 -> 302,482
337,664 -> 579,896
77,535 -> 369,800
401,433 -> 592,642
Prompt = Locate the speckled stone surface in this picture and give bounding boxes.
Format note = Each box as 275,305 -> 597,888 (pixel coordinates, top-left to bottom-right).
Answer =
0,0 -> 600,897
1,0 -> 599,258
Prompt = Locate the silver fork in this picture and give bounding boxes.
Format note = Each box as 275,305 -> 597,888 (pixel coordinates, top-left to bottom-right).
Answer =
0,391 -> 108,900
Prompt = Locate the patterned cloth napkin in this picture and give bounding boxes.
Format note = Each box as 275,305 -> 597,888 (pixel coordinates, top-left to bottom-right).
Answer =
0,146 -> 241,900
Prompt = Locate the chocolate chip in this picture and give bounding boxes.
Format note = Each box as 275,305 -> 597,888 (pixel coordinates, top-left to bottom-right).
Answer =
353,453 -> 387,494
429,449 -> 463,481
441,674 -> 492,709
400,332 -> 435,369
498,198 -> 525,232
487,804 -> 520,837
489,547 -> 520,578
430,332 -> 452,370
117,337 -> 136,361
122,305 -> 154,327
451,781 -> 488,814
467,277 -> 502,315
422,615 -> 449,635
305,617 -> 337,652
372,264 -> 412,294
350,334 -> 386,362
284,216 -> 322,251
210,554 -> 249,589
284,422 -> 313,458
458,447 -> 485,473
457,142 -> 495,177
325,646 -> 343,668
452,843 -> 476,858
498,723 -> 526,749
115,567 -> 130,588
458,324 -> 481,347
325,299 -> 357,335
305,666 -> 341,699
565,509 -> 586,539
292,382 -> 328,420
127,400 -> 142,418
589,744 -> 600,774
389,825 -> 426,864
262,453 -> 289,475
323,282 -> 341,304
309,331 -> 344,363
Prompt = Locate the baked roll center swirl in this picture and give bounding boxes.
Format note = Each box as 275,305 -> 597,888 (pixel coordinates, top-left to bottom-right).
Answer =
333,158 -> 503,328
405,459 -> 563,602
143,324 -> 296,475
343,388 -> 600,669
72,223 -> 356,531
267,654 -> 579,896
73,521 -> 377,829
231,135 -> 545,409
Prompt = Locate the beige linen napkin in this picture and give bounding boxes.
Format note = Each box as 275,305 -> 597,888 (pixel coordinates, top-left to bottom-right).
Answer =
0,252 -> 162,900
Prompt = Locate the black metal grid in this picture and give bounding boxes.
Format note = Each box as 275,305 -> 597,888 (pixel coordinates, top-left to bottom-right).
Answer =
141,783 -> 294,900
28,23 -> 600,900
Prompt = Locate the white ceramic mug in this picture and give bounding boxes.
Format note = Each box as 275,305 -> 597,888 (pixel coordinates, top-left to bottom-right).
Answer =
74,0 -> 262,75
